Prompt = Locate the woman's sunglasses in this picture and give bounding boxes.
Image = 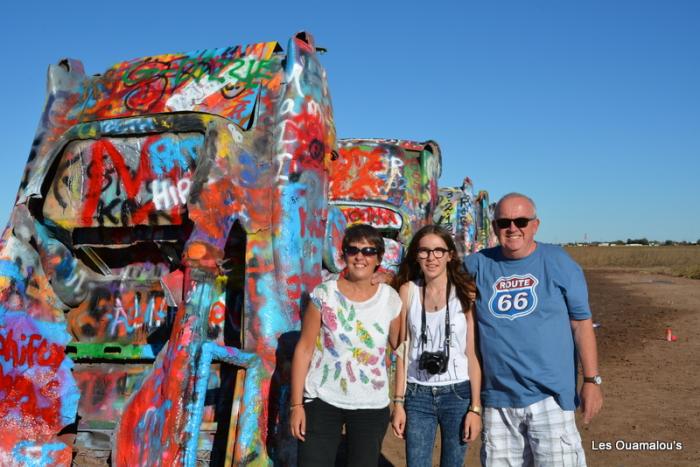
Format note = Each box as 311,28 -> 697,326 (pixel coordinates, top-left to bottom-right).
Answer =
343,246 -> 379,257
494,217 -> 537,229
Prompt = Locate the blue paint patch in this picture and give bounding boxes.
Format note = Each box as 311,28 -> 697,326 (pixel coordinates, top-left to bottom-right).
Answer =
0,260 -> 26,294
255,274 -> 290,339
52,254 -> 78,281
279,183 -> 304,255
205,343 -> 263,461
97,117 -> 158,135
58,358 -> 80,426
12,440 -> 69,467
148,134 -> 202,176
239,152 -> 261,187
237,363 -> 263,451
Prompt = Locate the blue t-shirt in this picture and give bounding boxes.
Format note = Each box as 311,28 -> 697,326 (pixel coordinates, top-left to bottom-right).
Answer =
465,243 -> 591,410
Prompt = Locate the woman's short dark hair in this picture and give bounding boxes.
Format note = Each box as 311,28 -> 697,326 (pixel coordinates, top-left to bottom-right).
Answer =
342,223 -> 385,261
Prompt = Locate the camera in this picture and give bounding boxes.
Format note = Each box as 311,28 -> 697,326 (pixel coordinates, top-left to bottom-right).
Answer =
418,350 -> 449,375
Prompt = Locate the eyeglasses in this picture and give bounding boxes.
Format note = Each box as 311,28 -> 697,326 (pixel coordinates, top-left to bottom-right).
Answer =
494,217 -> 537,229
343,246 -> 379,257
417,247 -> 450,259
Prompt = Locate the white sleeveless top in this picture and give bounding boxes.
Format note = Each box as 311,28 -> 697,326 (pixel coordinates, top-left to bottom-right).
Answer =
407,281 -> 469,386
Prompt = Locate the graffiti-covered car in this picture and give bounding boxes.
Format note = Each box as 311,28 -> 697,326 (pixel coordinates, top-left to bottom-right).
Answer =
433,177 -> 497,258
329,139 -> 441,271
0,32 -> 335,466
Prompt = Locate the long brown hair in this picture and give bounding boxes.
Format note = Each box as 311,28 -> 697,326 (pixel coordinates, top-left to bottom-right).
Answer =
393,225 -> 476,312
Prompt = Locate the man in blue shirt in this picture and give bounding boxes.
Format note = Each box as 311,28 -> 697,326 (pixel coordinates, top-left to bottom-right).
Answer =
465,193 -> 603,466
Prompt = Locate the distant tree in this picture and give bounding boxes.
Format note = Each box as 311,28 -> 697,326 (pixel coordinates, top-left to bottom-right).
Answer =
612,240 -> 625,245
626,238 -> 649,245
663,240 -> 674,246
697,239 -> 700,245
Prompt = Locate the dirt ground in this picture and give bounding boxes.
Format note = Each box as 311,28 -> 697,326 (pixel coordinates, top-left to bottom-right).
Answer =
379,268 -> 700,466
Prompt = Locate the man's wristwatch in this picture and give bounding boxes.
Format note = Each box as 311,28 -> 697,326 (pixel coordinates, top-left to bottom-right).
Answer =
583,375 -> 603,385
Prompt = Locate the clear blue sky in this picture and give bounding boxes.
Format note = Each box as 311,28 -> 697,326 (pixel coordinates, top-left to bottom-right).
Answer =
2,0 -> 698,243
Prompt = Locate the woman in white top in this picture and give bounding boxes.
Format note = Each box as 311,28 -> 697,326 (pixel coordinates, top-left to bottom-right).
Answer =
290,224 -> 402,466
392,225 -> 482,467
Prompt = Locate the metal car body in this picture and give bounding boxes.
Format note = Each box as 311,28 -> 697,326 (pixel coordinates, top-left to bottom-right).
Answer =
0,31 -> 335,466
329,138 -> 442,271
433,177 -> 497,258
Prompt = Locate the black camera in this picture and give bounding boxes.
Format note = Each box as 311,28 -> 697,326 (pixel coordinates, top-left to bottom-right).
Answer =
418,350 -> 449,375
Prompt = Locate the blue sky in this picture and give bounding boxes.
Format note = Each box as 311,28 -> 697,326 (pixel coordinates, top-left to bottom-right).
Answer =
2,0 -> 698,243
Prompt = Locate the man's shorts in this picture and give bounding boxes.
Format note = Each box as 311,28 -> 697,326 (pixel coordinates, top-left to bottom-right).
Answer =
482,396 -> 586,467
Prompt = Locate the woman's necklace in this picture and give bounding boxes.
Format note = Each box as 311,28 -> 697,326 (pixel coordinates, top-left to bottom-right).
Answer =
425,286 -> 446,311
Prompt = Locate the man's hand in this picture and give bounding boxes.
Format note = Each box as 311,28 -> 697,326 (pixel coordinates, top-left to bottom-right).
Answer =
580,382 -> 603,424
571,318 -> 603,424
371,270 -> 394,285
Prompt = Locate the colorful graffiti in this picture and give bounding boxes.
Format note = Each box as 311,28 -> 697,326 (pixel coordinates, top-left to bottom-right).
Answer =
330,139 -> 441,239
329,139 -> 441,273
433,177 -> 496,258
43,133 -> 201,229
475,190 -> 498,250
0,209 -> 79,466
0,31 -> 335,466
0,28 -> 494,466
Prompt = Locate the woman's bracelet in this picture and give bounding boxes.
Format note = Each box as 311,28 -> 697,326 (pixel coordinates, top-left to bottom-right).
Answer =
290,402 -> 304,409
392,397 -> 405,404
468,405 -> 482,416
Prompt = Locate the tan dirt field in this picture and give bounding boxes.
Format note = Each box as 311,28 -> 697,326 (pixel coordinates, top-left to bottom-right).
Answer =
379,268 -> 700,466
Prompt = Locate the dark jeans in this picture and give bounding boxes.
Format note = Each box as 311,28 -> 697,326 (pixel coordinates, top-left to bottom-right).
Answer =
298,398 -> 390,467
405,381 -> 472,467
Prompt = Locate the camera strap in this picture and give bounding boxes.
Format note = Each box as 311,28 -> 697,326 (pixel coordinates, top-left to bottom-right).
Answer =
420,281 -> 451,358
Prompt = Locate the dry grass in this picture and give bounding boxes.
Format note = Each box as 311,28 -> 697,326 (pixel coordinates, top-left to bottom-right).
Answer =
565,245 -> 700,279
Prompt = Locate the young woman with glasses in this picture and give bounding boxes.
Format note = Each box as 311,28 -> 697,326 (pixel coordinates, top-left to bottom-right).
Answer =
290,224 -> 402,466
391,225 -> 482,467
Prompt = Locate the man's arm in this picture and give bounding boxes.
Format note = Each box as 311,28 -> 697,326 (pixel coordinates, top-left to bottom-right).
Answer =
570,318 -> 603,424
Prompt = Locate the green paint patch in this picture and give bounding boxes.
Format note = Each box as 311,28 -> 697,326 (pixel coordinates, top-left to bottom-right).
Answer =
65,343 -> 156,360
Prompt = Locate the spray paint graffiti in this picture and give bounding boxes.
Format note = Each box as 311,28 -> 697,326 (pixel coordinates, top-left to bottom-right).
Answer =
66,286 -> 168,344
341,205 -> 402,230
330,139 -> 441,243
434,177 -> 496,258
329,139 -> 442,274
0,28 -> 492,466
1,31 -> 335,466
43,133 -> 200,228
0,207 -> 79,467
475,190 -> 498,250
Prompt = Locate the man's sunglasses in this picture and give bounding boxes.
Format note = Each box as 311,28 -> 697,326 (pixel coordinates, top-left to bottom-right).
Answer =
343,246 -> 379,257
494,217 -> 537,229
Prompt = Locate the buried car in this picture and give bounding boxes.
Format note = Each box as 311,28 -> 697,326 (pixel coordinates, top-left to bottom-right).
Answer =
0,32 -> 335,466
329,138 -> 442,272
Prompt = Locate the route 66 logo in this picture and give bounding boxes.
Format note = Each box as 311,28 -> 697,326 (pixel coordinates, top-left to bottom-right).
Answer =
488,274 -> 539,320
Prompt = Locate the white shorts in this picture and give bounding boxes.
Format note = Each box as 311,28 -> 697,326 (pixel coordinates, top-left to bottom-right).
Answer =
482,396 -> 586,467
